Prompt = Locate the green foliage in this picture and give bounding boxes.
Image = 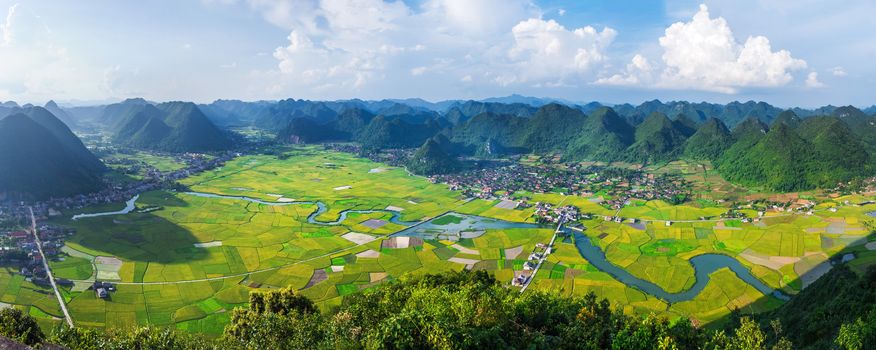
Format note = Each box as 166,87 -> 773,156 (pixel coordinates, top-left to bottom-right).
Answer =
684,118 -> 733,160
357,115 -> 441,150
50,326 -> 214,350
0,308 -> 44,346
717,117 -> 873,191
406,138 -> 460,175
0,112 -> 104,199
245,286 -> 316,316
105,100 -> 231,152
626,112 -> 689,163
762,265 -> 876,349
564,107 -> 635,161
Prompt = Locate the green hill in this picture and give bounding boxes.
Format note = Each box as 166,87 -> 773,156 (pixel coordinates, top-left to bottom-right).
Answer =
564,107 -> 634,161
357,116 -> 441,150
797,116 -> 871,186
718,123 -> 815,191
833,106 -> 876,154
406,138 -> 461,175
0,113 -> 104,199
450,112 -> 528,156
517,103 -> 588,153
104,100 -> 231,152
626,112 -> 689,163
21,107 -> 105,173
683,117 -> 733,160
771,110 -> 803,129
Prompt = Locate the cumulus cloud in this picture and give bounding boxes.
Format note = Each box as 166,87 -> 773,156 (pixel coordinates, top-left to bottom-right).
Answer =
595,54 -> 653,86
0,4 -> 106,101
659,4 -> 806,92
1,3 -> 18,46
247,0 -> 616,97
805,71 -> 824,88
507,18 -> 615,84
831,66 -> 847,77
597,4 -> 807,93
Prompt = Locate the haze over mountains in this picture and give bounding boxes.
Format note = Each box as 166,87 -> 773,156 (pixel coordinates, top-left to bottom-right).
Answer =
1,95 -> 875,199
181,96 -> 873,191
0,107 -> 106,200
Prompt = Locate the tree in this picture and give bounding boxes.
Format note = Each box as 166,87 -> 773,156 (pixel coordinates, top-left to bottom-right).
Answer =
0,308 -> 44,346
224,286 -> 324,348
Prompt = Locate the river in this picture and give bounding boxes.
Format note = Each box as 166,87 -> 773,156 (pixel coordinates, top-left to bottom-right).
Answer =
71,192 -> 788,303
71,195 -> 139,221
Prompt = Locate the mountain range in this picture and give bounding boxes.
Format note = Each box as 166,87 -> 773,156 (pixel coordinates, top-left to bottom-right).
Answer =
271,101 -> 876,191
4,96 -> 876,194
100,99 -> 232,152
0,107 -> 106,200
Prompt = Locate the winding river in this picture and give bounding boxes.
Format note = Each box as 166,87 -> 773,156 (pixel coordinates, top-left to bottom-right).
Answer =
570,232 -> 789,303
181,192 -> 418,225
71,195 -> 140,220
71,192 -> 789,303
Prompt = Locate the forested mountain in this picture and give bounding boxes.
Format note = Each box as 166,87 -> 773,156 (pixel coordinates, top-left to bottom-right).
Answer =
716,122 -> 815,191
0,111 -> 105,199
406,138 -> 461,175
43,100 -> 78,128
19,107 -> 105,173
5,96 -> 867,192
626,112 -> 689,163
683,118 -> 733,160
274,100 -> 876,191
444,101 -> 536,124
102,100 -> 232,152
564,107 -> 635,161
358,116 -> 441,150
833,106 -> 876,153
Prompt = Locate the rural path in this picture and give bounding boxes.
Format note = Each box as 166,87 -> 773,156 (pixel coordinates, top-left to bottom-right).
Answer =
30,207 -> 74,327
519,216 -> 565,293
63,195 -> 842,287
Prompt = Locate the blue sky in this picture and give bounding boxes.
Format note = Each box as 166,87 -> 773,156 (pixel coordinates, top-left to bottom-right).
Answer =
0,0 -> 873,107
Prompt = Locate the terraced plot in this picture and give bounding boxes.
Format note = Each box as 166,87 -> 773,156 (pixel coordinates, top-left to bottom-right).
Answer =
26,148 -> 876,334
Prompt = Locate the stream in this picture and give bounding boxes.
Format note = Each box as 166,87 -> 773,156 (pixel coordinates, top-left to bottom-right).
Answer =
71,192 -> 789,303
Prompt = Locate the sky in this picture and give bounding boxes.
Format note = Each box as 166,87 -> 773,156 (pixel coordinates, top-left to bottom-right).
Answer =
0,0 -> 873,108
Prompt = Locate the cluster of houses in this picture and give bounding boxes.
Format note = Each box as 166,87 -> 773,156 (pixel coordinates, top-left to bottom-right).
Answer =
429,163 -> 692,207
10,150 -> 238,221
534,202 -> 582,224
1,225 -> 71,286
92,281 -> 116,299
325,144 -> 414,168
512,242 -> 553,287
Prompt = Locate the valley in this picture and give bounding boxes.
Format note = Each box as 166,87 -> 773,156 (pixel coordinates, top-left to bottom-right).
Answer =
7,146 -> 872,336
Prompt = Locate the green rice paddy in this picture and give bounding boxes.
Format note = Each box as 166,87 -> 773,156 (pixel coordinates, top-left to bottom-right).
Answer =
2,147 -> 871,335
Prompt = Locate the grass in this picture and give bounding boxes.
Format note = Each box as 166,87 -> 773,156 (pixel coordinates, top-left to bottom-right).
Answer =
26,147 -> 876,335
432,214 -> 463,225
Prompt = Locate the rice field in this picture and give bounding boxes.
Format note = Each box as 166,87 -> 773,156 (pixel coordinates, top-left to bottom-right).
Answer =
14,147 -> 872,335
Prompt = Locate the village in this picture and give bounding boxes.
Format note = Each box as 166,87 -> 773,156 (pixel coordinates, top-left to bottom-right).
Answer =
430,163 -> 692,210
0,224 -> 71,288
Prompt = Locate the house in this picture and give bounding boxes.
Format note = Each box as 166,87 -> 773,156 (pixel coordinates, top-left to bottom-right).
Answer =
96,288 -> 108,299
8,231 -> 28,240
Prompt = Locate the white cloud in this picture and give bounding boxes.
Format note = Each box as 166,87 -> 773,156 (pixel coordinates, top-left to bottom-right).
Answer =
657,4 -> 806,93
0,4 -> 107,102
558,8 -> 566,16
410,66 -> 427,76
805,71 -> 824,88
597,4 -> 807,94
508,18 -> 616,83
830,66 -> 847,77
246,0 -> 615,97
1,3 -> 18,46
595,54 -> 653,86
